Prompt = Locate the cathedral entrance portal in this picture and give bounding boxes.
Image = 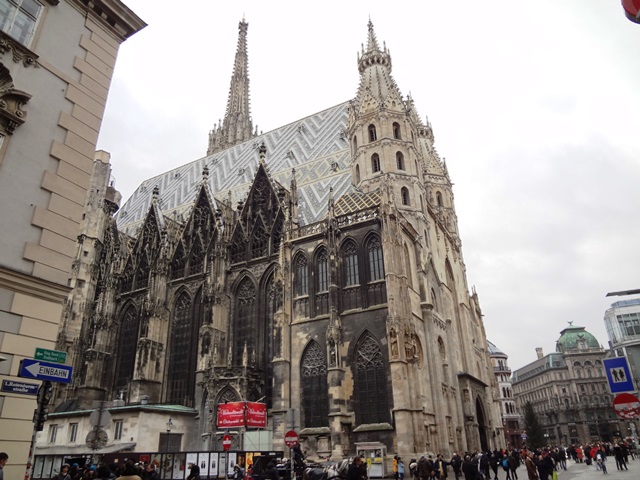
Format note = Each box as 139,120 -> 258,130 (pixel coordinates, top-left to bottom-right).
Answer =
476,398 -> 488,452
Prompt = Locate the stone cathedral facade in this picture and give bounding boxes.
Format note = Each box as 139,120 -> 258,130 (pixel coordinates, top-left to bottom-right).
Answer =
54,20 -> 503,458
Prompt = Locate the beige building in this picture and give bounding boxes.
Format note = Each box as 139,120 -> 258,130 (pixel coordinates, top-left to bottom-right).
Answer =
0,1 -> 144,477
45,19 -> 503,465
512,325 -> 624,446
487,341 -> 523,448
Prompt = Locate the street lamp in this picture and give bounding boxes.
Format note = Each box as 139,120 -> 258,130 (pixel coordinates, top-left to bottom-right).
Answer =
165,418 -> 174,453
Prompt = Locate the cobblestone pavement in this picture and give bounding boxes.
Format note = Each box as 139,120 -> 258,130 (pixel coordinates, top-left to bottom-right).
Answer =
536,457 -> 639,480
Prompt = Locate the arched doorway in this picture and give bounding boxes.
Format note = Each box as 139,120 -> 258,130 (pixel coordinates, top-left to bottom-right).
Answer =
476,398 -> 488,451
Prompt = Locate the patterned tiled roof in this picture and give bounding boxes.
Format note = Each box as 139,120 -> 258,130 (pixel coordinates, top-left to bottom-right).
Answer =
116,102 -> 353,233
334,191 -> 380,216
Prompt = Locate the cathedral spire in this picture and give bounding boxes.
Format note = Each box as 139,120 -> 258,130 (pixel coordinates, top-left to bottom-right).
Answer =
206,19 -> 256,156
353,20 -> 402,114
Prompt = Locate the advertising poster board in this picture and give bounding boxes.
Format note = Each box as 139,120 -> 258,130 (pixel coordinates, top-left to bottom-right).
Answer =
246,402 -> 267,428
227,453 -> 238,478
209,453 -> 219,478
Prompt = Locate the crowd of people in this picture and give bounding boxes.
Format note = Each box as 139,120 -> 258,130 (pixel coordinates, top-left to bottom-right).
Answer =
377,441 -> 636,480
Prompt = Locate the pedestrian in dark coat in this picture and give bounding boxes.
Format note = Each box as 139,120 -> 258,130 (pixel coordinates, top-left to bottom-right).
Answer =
347,457 -> 364,480
417,456 -> 434,480
461,456 -> 476,480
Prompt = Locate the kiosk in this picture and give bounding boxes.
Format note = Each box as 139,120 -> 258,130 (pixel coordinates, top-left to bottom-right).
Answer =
355,442 -> 387,478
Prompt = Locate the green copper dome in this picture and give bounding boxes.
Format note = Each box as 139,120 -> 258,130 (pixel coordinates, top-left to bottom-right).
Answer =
556,324 -> 600,352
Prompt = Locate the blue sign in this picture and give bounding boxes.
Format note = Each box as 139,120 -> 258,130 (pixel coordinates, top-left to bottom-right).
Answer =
1,379 -> 39,395
18,359 -> 73,384
604,357 -> 635,394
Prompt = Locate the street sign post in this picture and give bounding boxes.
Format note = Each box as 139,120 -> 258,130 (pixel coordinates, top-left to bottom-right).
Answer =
18,359 -> 73,384
603,357 -> 635,394
613,392 -> 640,419
34,348 -> 67,364
222,434 -> 232,451
284,430 -> 299,448
1,379 -> 39,395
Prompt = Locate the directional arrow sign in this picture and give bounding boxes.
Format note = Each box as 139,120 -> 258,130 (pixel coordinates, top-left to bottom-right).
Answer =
19,359 -> 73,384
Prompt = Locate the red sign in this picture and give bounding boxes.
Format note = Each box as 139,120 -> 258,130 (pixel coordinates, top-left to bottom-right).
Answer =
217,402 -> 246,428
613,392 -> 640,419
222,434 -> 233,451
246,402 -> 267,428
284,430 -> 299,448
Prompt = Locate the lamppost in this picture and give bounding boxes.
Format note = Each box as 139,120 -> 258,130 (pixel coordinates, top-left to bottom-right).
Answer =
165,418 -> 174,453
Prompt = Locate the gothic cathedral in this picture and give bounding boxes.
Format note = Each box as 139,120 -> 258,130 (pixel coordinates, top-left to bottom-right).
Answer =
55,20 -> 502,458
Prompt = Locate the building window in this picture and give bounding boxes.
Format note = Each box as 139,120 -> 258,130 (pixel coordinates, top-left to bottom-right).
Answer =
233,278 -> 256,366
0,0 -> 43,48
69,423 -> 78,443
396,151 -> 404,170
393,122 -> 401,139
315,248 -> 329,315
355,164 -> 360,184
114,420 -> 123,440
301,341 -> 328,428
167,293 -> 195,404
401,187 -> 410,205
371,153 -> 380,173
295,255 -> 308,296
114,305 -> 140,391
436,191 -> 443,207
353,332 -> 389,424
343,241 -> 359,286
352,135 -> 358,152
368,124 -> 377,142
49,424 -> 58,443
368,238 -> 384,281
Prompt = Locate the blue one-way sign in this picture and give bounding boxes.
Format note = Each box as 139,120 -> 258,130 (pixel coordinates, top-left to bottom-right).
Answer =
19,359 -> 73,384
604,357 -> 635,394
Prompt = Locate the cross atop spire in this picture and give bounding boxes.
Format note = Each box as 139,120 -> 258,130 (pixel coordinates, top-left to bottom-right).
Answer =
207,19 -> 257,156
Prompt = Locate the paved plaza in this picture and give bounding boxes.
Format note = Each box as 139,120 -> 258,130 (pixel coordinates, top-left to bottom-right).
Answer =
507,456 -> 640,480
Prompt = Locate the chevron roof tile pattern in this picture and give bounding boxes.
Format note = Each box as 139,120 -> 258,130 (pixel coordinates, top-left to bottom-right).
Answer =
116,102 -> 354,235
334,191 -> 381,216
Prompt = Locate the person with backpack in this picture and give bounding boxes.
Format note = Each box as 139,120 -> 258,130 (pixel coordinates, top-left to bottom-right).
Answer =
501,456 -> 511,480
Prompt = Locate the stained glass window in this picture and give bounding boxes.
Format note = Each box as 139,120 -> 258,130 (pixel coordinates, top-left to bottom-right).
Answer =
301,341 -> 328,428
354,332 -> 389,424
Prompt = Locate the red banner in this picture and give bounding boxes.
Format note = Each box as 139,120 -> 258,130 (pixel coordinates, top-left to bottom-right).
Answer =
245,402 -> 267,428
217,402 -> 246,428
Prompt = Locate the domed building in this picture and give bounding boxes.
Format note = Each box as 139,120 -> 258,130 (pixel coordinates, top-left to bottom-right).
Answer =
512,323 -> 624,445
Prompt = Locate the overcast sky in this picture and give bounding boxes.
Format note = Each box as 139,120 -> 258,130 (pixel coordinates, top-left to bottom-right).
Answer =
97,1 -> 640,371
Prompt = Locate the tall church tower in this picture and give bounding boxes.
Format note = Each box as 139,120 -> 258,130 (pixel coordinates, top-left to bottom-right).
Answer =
207,20 -> 257,155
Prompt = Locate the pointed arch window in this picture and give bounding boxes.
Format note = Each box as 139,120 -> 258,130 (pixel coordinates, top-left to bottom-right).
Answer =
294,255 -> 309,318
233,278 -> 256,366
354,332 -> 390,424
393,122 -> 401,140
368,124 -> 377,142
371,154 -> 380,173
167,293 -> 196,405
295,255 -> 308,296
114,305 -> 140,391
355,164 -> 361,184
436,191 -> 443,207
352,135 -> 358,152
367,237 -> 386,306
401,187 -> 410,206
368,238 -> 384,281
315,248 -> 329,316
396,152 -> 405,170
301,341 -> 328,428
263,274 -> 278,408
343,241 -> 360,286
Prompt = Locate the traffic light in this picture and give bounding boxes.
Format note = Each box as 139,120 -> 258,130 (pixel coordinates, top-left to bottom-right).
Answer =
34,381 -> 53,432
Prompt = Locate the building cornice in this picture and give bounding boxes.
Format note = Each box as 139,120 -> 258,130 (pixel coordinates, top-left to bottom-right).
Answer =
70,0 -> 147,41
0,265 -> 71,302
